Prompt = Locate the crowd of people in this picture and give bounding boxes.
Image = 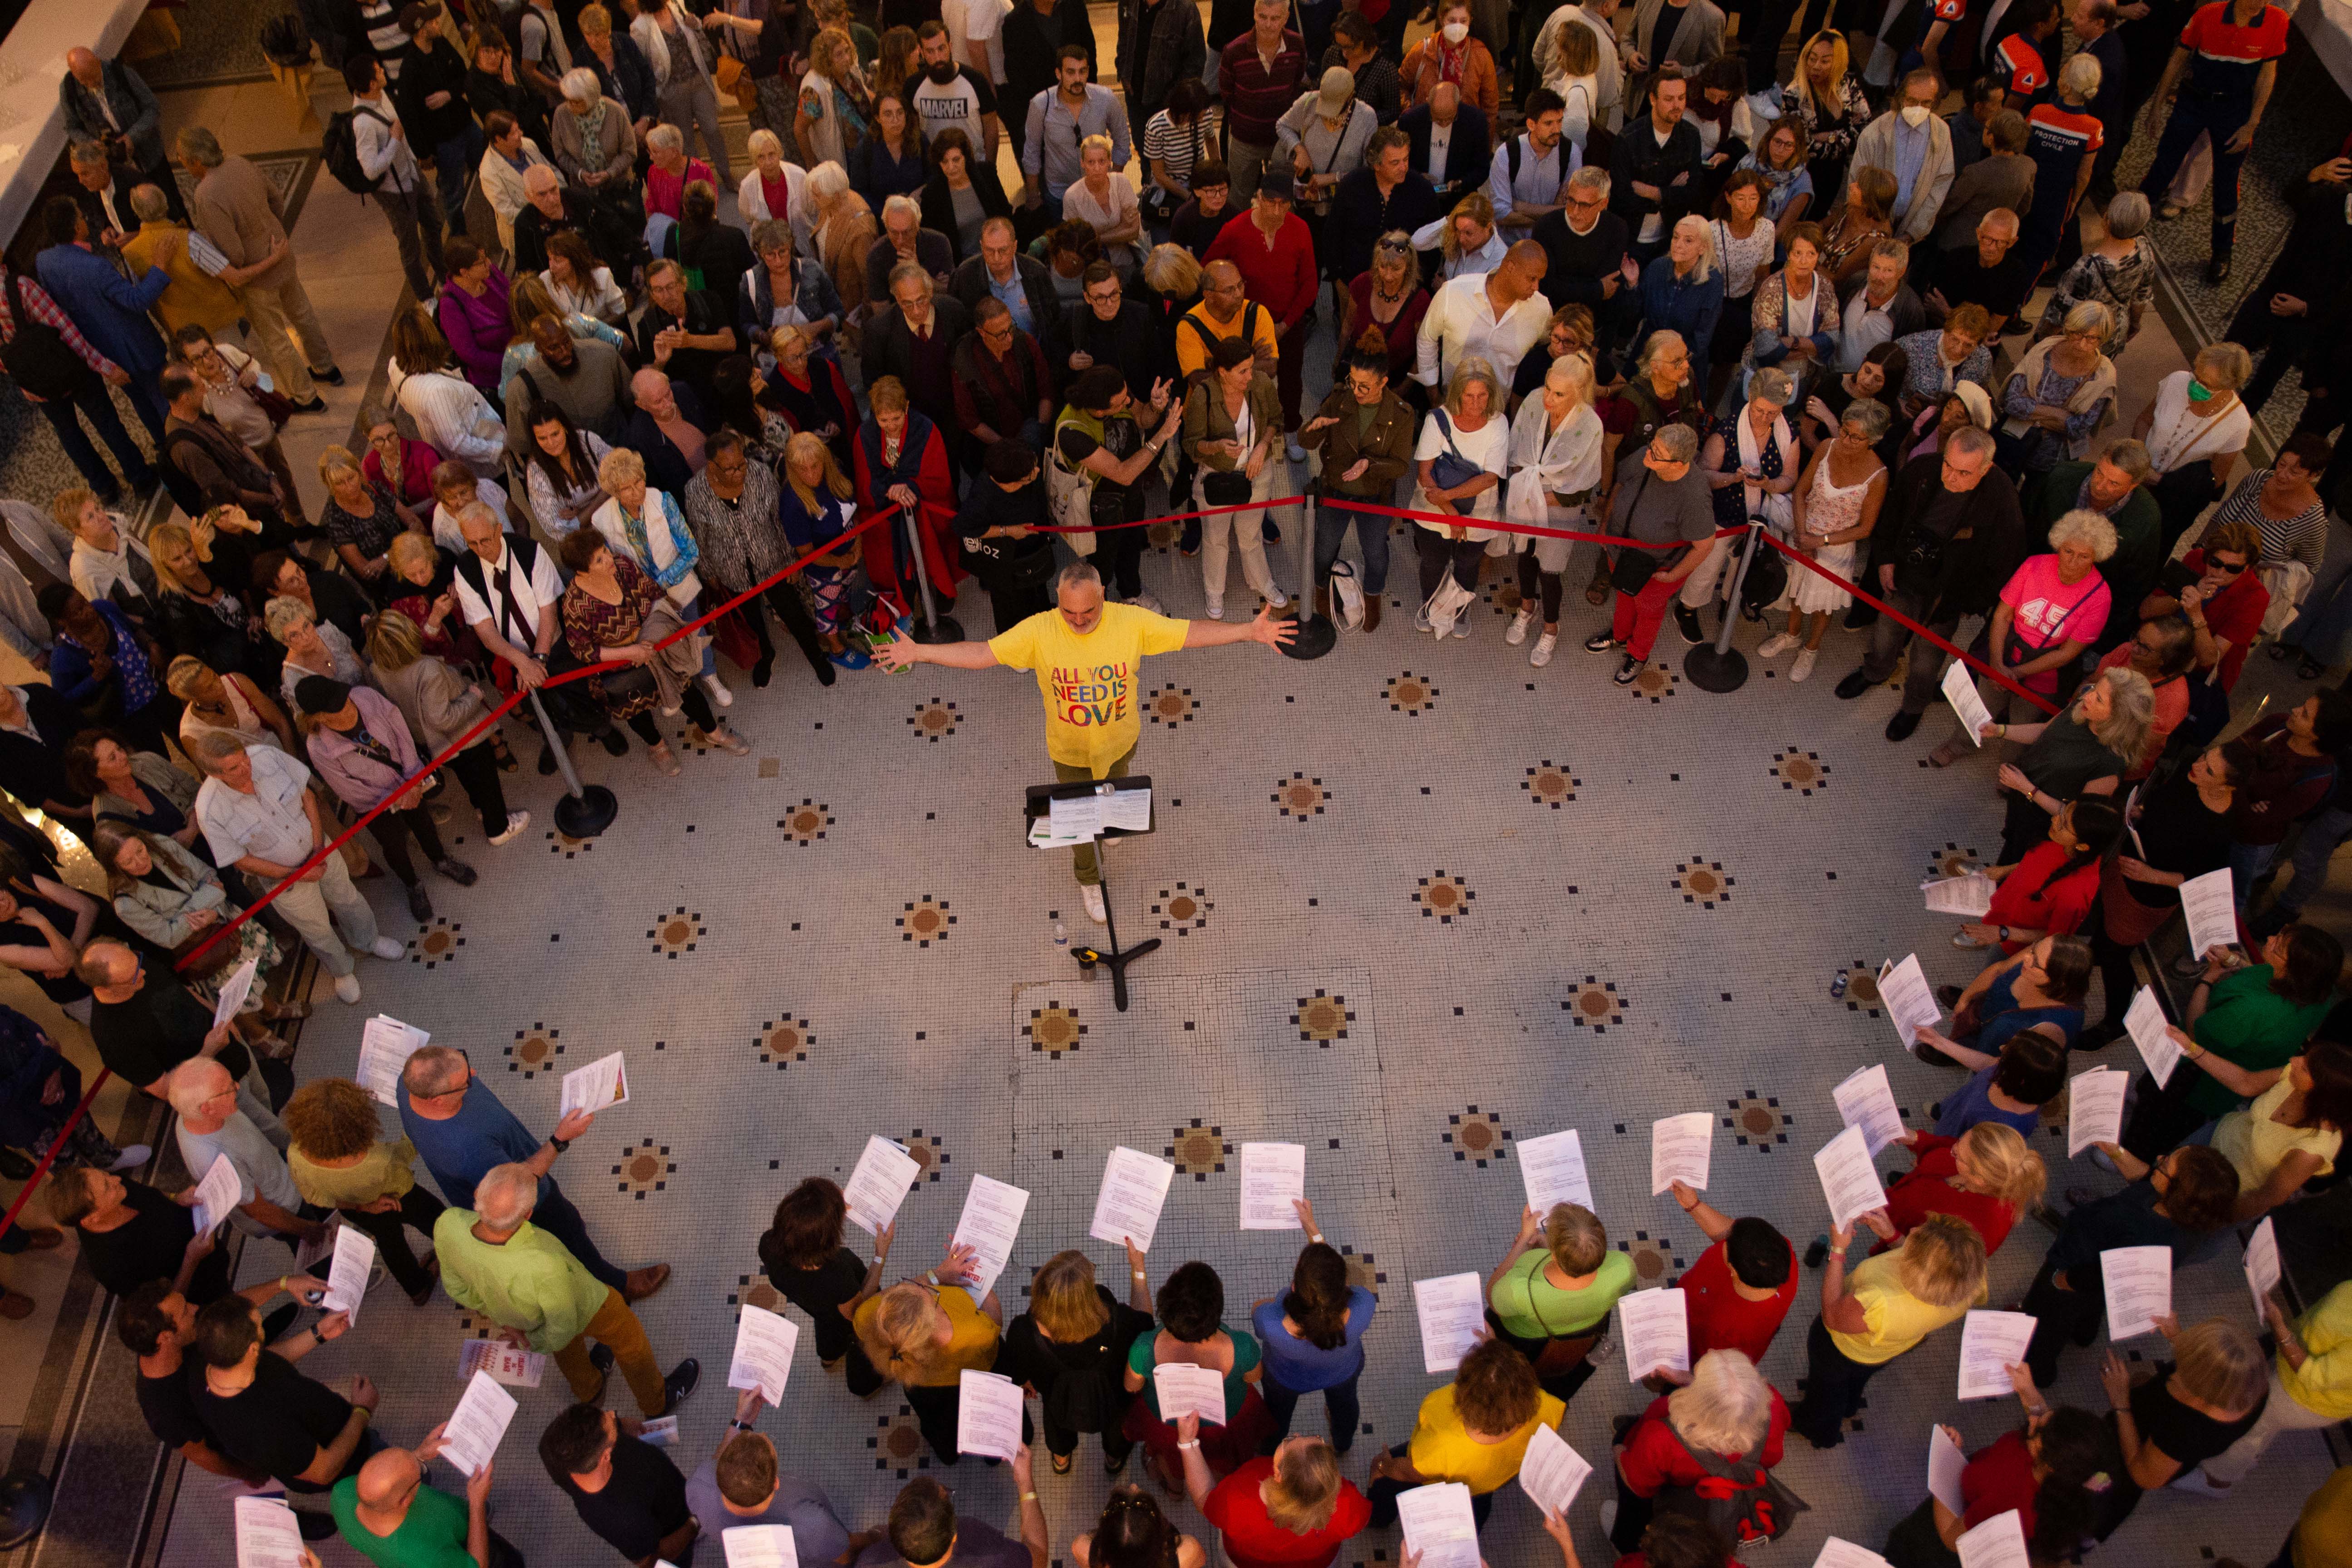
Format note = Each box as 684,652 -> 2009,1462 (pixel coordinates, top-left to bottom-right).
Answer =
2,0 -> 2352,1561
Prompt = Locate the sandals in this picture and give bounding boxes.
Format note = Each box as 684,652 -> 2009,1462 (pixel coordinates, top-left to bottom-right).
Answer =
647,742 -> 682,777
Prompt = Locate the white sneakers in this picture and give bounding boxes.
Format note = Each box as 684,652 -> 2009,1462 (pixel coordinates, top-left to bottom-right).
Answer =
1132,592 -> 1167,615
108,1144 -> 152,1172
1791,648 -> 1818,683
1263,588 -> 1290,610
1530,631 -> 1557,667
370,938 -> 404,961
1205,595 -> 1224,620
1505,607 -> 1535,645
334,973 -> 363,1004
703,674 -> 733,707
1413,609 -> 1434,632
1080,883 -> 1107,923
488,811 -> 531,847
1757,632 -> 1799,658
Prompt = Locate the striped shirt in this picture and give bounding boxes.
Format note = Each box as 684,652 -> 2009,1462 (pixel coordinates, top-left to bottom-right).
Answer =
2214,469 -> 2329,574
1220,29 -> 1307,147
0,271 -> 117,376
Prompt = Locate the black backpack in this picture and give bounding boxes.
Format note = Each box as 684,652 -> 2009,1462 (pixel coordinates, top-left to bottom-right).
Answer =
1652,1425 -> 1809,1546
0,271 -> 95,401
321,106 -> 388,196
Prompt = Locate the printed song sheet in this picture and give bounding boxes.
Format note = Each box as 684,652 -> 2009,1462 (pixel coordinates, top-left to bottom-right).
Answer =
1238,1142 -> 1307,1230
1922,875 -> 1996,917
1957,1311 -> 2036,1400
1395,1483 -> 1481,1568
727,1305 -> 801,1405
1877,955 -> 1943,1048
1619,1288 -> 1690,1381
557,1052 -> 630,1119
2245,1216 -> 2281,1319
439,1369 -> 519,1477
2067,1068 -> 2128,1157
1942,660 -> 1995,746
1650,1113 -> 1713,1194
1834,1064 -> 1906,1155
1928,1425 -> 1968,1514
1414,1273 -> 1487,1373
2179,869 -> 2239,963
355,1015 -> 430,1106
1519,1128 -> 1594,1213
956,1370 -> 1027,1459
950,1176 -> 1029,1302
1151,1362 -> 1229,1426
721,1526 -> 798,1568
2102,1246 -> 2174,1341
1516,1424 -> 1594,1515
188,1151 -> 242,1235
1955,1511 -> 2031,1568
1089,1147 -> 1176,1250
1813,1126 -> 1887,1232
2125,988 -> 2183,1088
320,1224 -> 376,1322
843,1136 -> 923,1235
232,1497 -> 307,1568
210,958 -> 258,1029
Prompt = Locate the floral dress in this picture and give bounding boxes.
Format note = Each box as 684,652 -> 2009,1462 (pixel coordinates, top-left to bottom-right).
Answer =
561,554 -> 665,719
1793,451 -> 1881,615
2036,243 -> 2154,353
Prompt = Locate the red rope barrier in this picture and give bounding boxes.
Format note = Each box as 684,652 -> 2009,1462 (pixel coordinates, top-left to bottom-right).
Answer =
1029,496 -> 1309,534
0,1071 -> 110,1242
1758,534 -> 2063,718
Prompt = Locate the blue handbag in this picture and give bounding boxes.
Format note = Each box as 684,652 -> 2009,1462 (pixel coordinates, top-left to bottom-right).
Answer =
1428,409 -> 1482,493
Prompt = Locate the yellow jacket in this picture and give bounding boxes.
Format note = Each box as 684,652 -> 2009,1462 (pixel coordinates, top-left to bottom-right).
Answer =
2282,1279 -> 2352,1421
121,220 -> 243,335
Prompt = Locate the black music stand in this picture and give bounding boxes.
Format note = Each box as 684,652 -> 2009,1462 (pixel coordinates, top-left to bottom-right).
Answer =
1025,777 -> 1159,1011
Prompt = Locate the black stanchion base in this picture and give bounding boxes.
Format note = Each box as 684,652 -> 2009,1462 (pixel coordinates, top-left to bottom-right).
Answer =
0,1471 -> 53,1549
1075,938 -> 1162,1012
910,614 -> 965,644
1682,645 -> 1750,693
1279,612 -> 1338,660
553,785 -> 620,839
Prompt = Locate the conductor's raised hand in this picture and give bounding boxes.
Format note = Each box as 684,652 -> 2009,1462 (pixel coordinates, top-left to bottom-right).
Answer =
1250,603 -> 1298,648
873,633 -> 921,671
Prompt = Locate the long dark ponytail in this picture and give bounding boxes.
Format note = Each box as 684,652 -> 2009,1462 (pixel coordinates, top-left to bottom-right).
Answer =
2028,1407 -> 2120,1562
1284,1243 -> 1352,1351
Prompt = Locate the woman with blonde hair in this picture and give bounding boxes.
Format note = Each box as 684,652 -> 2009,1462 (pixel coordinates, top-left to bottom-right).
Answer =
999,1244 -> 1155,1474
1792,1213 -> 1986,1448
169,654 -> 294,757
369,608 -> 527,846
1930,506 -> 2120,769
145,517 -> 272,684
1779,30 -> 1870,197
739,126 -> 812,246
796,26 -> 869,171
1982,663 -> 2151,864
1607,1349 -> 1790,1552
590,443 -> 733,710
1175,1408 -> 1368,1568
2098,1315 -> 2267,1517
556,529 -> 748,775
1063,133 -> 1145,280
315,444 -> 426,596
1412,356 -> 1510,638
1485,1199 -> 1634,1402
1501,352 -> 1604,666
1430,192 -> 1504,281
805,160 -> 878,327
1870,1121 -> 2047,1258
765,322 -> 859,470
281,1076 -> 444,1305
2135,340 -> 2256,555
853,1244 -> 1009,1460
1634,215 -> 1724,367
87,818 -> 298,1042
775,429 -> 871,665
1341,232 -> 1429,389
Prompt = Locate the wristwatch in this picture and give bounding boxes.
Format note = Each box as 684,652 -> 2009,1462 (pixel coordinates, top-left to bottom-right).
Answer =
548,1135 -> 571,1154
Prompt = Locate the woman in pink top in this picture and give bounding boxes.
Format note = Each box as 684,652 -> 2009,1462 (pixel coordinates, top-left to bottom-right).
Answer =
434,238 -> 514,394
1932,510 -> 2116,767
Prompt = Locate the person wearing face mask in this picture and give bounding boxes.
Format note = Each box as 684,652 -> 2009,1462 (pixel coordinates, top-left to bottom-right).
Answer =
2132,342 -> 2255,557
1402,4 -> 1499,121
1851,69 -> 1957,244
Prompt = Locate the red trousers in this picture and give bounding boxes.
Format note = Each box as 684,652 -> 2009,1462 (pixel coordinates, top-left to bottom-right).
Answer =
1611,572 -> 1681,661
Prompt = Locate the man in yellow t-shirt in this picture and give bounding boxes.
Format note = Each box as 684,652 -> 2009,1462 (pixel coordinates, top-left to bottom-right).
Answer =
1366,1340 -> 1564,1531
877,559 -> 1294,919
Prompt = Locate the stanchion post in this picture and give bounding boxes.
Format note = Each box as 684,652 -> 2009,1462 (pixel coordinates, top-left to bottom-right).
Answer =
530,688 -> 620,838
1281,491 -> 1337,660
903,504 -> 963,644
1682,522 -> 1762,693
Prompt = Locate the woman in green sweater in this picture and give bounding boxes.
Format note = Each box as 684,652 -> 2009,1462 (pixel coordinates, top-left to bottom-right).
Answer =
2121,924 -> 2342,1161
1484,1202 -> 1634,1404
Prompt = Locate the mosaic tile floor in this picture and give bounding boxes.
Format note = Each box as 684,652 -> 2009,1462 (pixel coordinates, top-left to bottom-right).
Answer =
81,521 -> 2324,1568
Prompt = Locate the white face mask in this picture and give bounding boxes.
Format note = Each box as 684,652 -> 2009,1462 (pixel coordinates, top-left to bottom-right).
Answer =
1899,103 -> 1930,127
1441,20 -> 1469,42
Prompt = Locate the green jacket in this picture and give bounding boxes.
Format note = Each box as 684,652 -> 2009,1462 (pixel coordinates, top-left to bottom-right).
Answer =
1181,374 -> 1284,471
2027,460 -> 2163,613
1299,385 -> 1417,499
431,1211 -> 608,1353
2186,963 -> 2336,1120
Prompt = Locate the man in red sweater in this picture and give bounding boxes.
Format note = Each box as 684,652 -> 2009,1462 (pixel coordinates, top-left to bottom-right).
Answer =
1203,167 -> 1319,455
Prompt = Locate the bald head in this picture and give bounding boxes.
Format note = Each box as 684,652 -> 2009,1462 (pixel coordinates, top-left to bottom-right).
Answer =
1491,241 -> 1549,302
1429,81 -> 1460,123
631,368 -> 678,420
357,1446 -> 423,1509
524,163 -> 564,217
167,1057 -> 233,1117
67,48 -> 102,87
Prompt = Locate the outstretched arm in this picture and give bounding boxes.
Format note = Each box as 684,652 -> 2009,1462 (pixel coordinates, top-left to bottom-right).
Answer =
1181,605 -> 1297,651
876,637 -> 1003,670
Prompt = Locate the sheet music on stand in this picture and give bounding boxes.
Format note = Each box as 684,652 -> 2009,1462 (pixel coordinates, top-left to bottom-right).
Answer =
1032,785 -> 1154,846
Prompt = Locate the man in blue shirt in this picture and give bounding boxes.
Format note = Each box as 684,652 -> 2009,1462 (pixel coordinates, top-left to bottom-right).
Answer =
33,194 -> 171,440
397,1043 -> 668,1301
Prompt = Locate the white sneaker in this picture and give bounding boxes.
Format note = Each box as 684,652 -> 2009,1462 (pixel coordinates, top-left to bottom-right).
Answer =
1791,647 -> 1818,683
1080,883 -> 1107,923
702,674 -> 733,708
1262,587 -> 1289,610
1757,632 -> 1799,658
1132,592 -> 1166,615
1284,440 -> 1307,462
1205,595 -> 1224,620
334,973 -> 363,1004
1505,607 -> 1534,645
1530,631 -> 1556,667
108,1143 -> 153,1172
1413,609 -> 1433,632
489,811 -> 531,847
1450,614 -> 1470,639
370,937 -> 405,961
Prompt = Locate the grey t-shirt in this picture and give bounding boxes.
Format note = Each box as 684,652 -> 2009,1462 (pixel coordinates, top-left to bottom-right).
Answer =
686,1460 -> 851,1564
177,1111 -> 299,1235
856,1518 -> 1033,1568
1607,451 -> 1716,549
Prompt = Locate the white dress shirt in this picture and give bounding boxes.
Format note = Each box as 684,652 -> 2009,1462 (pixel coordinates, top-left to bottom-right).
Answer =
1415,271 -> 1552,388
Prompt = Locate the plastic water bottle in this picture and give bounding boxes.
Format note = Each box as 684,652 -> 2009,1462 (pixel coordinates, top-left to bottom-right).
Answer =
1053,921 -> 1069,949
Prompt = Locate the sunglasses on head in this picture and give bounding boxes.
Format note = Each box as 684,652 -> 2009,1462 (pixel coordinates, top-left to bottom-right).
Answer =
1375,236 -> 1411,254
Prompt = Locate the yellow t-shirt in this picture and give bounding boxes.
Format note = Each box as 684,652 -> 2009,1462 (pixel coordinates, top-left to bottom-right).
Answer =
2213,1076 -> 2342,1192
1405,1384 -> 1568,1494
1827,1251 -> 1981,1366
987,602 -> 1191,776
853,1284 -> 1001,1388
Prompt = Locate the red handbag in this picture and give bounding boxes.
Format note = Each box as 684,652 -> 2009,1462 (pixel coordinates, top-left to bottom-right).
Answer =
709,608 -> 762,676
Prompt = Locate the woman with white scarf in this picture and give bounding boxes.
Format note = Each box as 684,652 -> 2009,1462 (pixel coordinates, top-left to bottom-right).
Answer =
1684,366 -> 1798,621
589,445 -> 732,710
1500,354 -> 1604,669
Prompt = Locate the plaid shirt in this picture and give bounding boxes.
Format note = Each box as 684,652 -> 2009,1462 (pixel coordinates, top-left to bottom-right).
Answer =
0,271 -> 118,378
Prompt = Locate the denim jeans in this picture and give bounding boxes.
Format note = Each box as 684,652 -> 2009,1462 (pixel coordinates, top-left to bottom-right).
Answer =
2275,805 -> 2352,918
1259,1366 -> 1361,1451
26,381 -> 157,497
431,124 -> 487,232
1314,502 -> 1390,593
2229,838 -> 2284,912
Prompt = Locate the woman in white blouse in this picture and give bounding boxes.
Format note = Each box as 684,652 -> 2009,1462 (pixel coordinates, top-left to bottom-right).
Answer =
1707,170 -> 1776,407
1501,352 -> 1605,667
1413,356 -> 1511,637
2132,341 -> 2255,559
385,307 -> 507,480
517,403 -> 614,541
541,231 -> 629,326
1061,134 -> 1144,281
739,128 -> 817,258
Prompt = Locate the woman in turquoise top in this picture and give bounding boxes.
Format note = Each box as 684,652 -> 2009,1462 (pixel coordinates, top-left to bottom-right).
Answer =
1123,1260 -> 1271,1490
1485,1202 -> 1635,1404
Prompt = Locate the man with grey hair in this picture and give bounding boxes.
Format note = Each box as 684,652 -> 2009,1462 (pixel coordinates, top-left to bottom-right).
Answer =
634,258 -> 735,403
876,555 -> 1295,920
178,125 -> 345,408
65,138 -> 140,254
399,1042 -> 660,1306
1588,423 -> 1714,686
169,1058 -> 317,1250
863,261 -> 973,442
1850,69 -> 1955,244
1924,209 -> 2031,335
865,195 -> 956,307
189,731 -> 401,1004
1836,425 -> 2030,742
120,184 -> 241,349
433,1161 -> 698,1415
60,47 -> 182,220
1531,164 -> 1632,366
